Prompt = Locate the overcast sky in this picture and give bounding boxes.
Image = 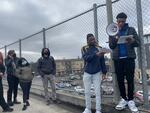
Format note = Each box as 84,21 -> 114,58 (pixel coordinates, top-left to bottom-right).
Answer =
0,0 -> 150,62
0,0 -> 105,44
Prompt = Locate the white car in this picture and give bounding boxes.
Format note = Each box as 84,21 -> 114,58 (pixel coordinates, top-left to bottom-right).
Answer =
74,86 -> 84,94
74,86 -> 95,97
101,86 -> 114,95
102,76 -> 113,82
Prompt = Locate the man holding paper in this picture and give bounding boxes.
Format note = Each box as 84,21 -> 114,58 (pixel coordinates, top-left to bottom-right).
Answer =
81,33 -> 107,113
109,12 -> 140,113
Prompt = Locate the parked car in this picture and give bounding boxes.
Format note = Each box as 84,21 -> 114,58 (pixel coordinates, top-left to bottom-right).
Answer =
134,90 -> 150,102
56,82 -> 72,89
74,86 -> 95,98
56,82 -> 65,88
101,86 -> 114,95
74,86 -> 84,94
71,82 -> 78,86
70,75 -> 80,80
102,76 -> 113,82
138,79 -> 150,85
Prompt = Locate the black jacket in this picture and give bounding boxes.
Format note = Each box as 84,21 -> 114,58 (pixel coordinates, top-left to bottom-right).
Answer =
109,26 -> 140,60
81,45 -> 107,74
37,48 -> 56,76
5,56 -> 16,75
0,64 -> 5,79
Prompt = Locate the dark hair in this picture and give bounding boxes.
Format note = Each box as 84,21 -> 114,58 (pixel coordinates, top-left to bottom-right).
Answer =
116,12 -> 127,19
8,50 -> 14,55
86,33 -> 94,40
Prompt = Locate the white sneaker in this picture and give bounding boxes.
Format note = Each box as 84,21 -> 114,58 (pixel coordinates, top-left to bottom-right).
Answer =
128,100 -> 139,113
95,111 -> 101,113
82,108 -> 92,113
115,98 -> 128,110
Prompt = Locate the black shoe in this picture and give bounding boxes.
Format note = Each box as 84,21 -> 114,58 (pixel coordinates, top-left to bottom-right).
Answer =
7,101 -> 14,106
3,107 -> 13,112
46,100 -> 51,105
53,99 -> 61,104
22,105 -> 27,111
13,100 -> 21,104
26,101 -> 30,106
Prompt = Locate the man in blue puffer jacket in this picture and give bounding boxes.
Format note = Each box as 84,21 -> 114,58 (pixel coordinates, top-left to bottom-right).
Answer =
81,33 -> 107,113
109,12 -> 140,113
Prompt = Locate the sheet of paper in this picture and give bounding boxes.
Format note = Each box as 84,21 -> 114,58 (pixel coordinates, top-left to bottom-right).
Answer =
98,48 -> 112,53
117,35 -> 133,44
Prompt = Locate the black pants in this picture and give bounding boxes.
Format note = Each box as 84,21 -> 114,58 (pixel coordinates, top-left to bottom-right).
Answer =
20,81 -> 32,103
114,58 -> 135,100
0,79 -> 9,110
7,75 -> 19,102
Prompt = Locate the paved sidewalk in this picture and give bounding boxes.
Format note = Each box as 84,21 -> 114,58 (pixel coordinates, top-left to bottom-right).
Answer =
1,90 -> 83,113
2,83 -> 150,113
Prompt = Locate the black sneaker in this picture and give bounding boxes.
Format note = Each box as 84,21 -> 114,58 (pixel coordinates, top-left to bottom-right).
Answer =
3,107 -> 13,112
13,100 -> 21,104
22,105 -> 27,111
53,99 -> 61,104
46,100 -> 51,105
7,101 -> 14,106
26,101 -> 30,106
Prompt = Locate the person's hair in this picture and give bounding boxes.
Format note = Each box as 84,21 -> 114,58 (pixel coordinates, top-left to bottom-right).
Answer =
8,50 -> 14,55
116,12 -> 127,19
86,33 -> 94,41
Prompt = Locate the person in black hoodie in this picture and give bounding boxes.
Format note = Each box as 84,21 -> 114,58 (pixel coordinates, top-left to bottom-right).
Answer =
37,48 -> 59,105
0,52 -> 13,112
81,34 -> 107,113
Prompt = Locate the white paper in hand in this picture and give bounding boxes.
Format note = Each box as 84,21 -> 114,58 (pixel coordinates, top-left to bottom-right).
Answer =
98,48 -> 112,53
117,35 -> 133,44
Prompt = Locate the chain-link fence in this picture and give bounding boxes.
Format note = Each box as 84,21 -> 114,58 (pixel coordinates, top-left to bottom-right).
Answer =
21,33 -> 43,62
46,10 -> 94,59
0,0 -> 150,108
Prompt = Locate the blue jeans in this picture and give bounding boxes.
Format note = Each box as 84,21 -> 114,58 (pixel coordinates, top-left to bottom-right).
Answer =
83,72 -> 102,111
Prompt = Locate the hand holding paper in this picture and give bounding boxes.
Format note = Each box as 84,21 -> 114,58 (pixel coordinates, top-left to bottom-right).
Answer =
117,35 -> 134,44
126,36 -> 135,43
96,48 -> 112,56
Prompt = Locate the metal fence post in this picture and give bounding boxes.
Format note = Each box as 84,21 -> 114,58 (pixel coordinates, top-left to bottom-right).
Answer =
136,0 -> 149,108
19,39 -> 22,58
43,28 -> 46,48
93,4 -> 99,43
5,45 -> 7,58
106,0 -> 120,103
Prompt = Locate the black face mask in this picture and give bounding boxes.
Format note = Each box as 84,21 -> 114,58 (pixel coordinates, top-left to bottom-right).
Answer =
88,42 -> 95,46
13,54 -> 16,58
44,52 -> 48,55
